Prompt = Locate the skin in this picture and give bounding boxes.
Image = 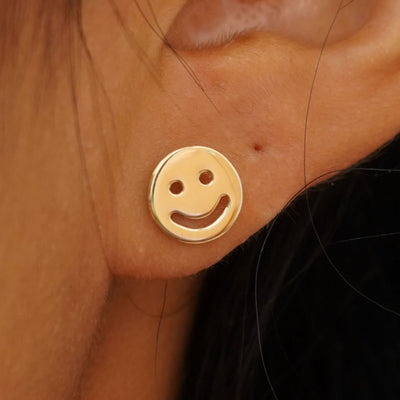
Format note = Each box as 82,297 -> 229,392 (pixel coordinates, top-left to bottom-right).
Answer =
0,0 -> 399,399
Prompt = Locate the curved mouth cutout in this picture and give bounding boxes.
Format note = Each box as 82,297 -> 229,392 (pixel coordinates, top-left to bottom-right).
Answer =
171,195 -> 230,229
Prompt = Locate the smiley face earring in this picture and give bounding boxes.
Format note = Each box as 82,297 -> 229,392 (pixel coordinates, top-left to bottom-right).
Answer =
148,146 -> 243,243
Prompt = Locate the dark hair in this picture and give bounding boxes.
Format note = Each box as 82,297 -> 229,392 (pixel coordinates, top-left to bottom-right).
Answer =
180,134 -> 400,400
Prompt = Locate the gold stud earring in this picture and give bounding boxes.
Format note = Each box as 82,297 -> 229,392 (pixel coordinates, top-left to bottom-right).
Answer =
148,146 -> 243,243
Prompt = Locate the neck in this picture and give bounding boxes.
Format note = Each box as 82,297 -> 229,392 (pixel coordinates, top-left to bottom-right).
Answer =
78,275 -> 203,400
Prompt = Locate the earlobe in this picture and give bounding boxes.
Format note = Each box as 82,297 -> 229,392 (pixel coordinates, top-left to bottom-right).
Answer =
154,0 -> 399,264
92,0 -> 400,280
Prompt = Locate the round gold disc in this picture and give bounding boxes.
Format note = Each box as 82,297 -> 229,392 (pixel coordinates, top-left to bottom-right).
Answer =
148,146 -> 243,243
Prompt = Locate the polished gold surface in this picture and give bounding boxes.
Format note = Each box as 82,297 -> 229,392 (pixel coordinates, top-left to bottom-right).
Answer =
149,146 -> 243,243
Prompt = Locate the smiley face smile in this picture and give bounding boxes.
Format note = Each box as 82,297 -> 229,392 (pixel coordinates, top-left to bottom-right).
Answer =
149,146 -> 243,243
171,194 -> 230,229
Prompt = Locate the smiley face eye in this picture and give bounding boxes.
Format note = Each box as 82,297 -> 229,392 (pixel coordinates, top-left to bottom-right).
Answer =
169,180 -> 184,195
199,170 -> 214,185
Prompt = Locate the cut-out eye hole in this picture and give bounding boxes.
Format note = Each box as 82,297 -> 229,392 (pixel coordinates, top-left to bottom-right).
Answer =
169,180 -> 184,195
199,170 -> 214,185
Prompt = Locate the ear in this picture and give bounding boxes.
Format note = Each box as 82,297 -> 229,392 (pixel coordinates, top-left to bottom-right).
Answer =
83,0 -> 400,279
